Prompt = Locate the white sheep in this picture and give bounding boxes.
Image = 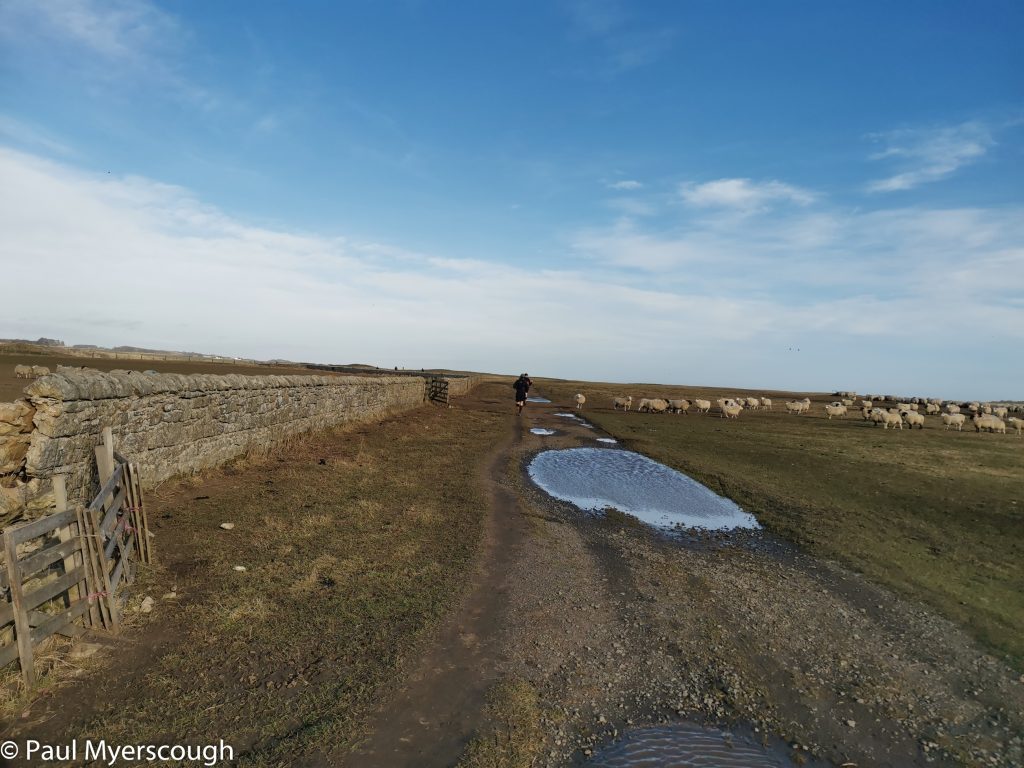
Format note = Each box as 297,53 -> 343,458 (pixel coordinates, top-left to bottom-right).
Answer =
667,399 -> 690,414
902,410 -> 925,429
29,365 -> 50,377
925,403 -> 940,414
693,399 -> 711,414
867,408 -> 902,429
941,413 -> 966,431
946,403 -> 961,414
760,397 -> 772,410
720,403 -> 742,419
973,413 -> 1006,434
575,393 -> 586,411
638,398 -> 669,413
14,364 -> 32,378
1007,417 -> 1023,436
860,400 -> 873,410
613,396 -> 633,411
745,397 -> 760,409
993,406 -> 1008,419
785,400 -> 809,415
841,398 -> 854,407
824,403 -> 847,419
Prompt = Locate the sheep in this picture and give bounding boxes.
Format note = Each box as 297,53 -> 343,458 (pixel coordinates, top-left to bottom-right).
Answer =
993,406 -> 1008,419
575,393 -> 586,411
693,399 -> 711,414
925,402 -> 940,414
667,399 -> 690,414
946,403 -> 961,414
721,403 -> 742,419
941,413 -> 966,431
981,404 -> 992,414
973,413 -> 1006,434
14,364 -> 32,378
841,398 -> 854,407
29,365 -> 50,377
613,396 -> 633,411
902,410 -> 925,429
1007,417 -> 1023,436
860,400 -> 873,410
896,402 -> 912,413
717,398 -> 742,412
760,397 -> 772,410
785,400 -> 809,415
638,398 -> 669,413
745,397 -> 760,409
878,409 -> 903,430
824,403 -> 847,419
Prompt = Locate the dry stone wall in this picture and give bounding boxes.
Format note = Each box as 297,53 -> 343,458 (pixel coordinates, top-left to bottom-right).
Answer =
1,370 -> 436,523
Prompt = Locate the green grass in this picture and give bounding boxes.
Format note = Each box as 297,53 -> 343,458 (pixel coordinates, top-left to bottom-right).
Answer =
66,384 -> 505,764
539,379 -> 1024,668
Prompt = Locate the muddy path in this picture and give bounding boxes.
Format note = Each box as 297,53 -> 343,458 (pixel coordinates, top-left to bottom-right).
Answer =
345,394 -> 529,767
470,394 -> 1024,767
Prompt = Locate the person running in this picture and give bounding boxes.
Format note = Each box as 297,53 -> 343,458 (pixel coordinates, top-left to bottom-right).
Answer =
513,373 -> 533,414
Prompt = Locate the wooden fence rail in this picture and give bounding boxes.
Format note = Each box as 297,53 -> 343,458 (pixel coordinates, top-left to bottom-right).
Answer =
0,428 -> 151,686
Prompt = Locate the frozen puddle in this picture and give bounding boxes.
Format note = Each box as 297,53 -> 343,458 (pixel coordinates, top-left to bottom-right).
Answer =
590,722 -> 797,767
596,437 -> 617,444
528,448 -> 759,531
530,428 -> 556,435
527,396 -> 551,403
554,412 -> 578,418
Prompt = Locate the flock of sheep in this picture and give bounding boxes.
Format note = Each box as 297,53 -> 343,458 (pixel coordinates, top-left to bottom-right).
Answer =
13,364 -> 51,379
577,392 -> 1023,436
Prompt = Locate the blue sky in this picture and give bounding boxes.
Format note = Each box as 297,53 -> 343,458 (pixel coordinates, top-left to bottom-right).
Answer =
1,1 -> 1022,399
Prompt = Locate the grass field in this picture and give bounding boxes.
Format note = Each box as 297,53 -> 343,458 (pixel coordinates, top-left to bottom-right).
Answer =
537,378 -> 1024,668
15,388 -> 506,764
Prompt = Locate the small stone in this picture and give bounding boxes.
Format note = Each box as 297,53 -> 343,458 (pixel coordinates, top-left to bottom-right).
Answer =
846,719 -> 857,728
140,596 -> 155,613
220,522 -> 235,530
162,592 -> 177,600
233,565 -> 247,572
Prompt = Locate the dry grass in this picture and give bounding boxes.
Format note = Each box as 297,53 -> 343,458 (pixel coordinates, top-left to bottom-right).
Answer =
539,378 -> 1024,668
458,678 -> 546,768
18,385 -> 505,764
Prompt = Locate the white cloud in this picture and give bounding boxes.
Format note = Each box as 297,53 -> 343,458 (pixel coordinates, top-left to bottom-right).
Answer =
1,147 -> 1021,399
0,115 -> 73,155
607,179 -> 643,190
866,121 -> 994,193
679,178 -> 816,210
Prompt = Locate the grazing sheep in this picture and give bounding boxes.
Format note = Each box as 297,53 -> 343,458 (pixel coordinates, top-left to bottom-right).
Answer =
760,397 -> 772,410
993,406 -> 1008,419
785,400 -> 809,415
896,403 -> 912,413
925,402 -> 940,414
1007,417 -> 1023,436
613,396 -> 633,411
860,400 -> 873,410
693,399 -> 711,414
946,403 -> 961,414
941,413 -> 966,431
30,365 -> 50,377
902,410 -> 925,429
841,398 -> 854,407
745,397 -> 760,409
638,398 -> 669,413
878,410 -> 903,430
14,364 -> 32,378
824,403 -> 848,419
720,404 -> 742,419
717,398 -> 743,413
667,399 -> 690,414
973,413 -> 1006,434
575,393 -> 586,411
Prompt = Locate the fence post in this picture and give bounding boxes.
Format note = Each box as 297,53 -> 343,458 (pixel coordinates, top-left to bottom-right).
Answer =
3,531 -> 35,687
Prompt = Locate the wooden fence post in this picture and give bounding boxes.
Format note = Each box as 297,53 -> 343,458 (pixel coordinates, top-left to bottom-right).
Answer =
3,532 -> 35,687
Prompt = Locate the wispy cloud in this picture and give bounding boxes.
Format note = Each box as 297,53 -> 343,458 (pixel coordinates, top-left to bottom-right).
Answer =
2,147 -> 1021,397
607,179 -> 643,190
866,121 -> 994,193
0,0 -> 218,109
0,115 -> 74,155
679,178 -> 816,210
563,0 -> 675,73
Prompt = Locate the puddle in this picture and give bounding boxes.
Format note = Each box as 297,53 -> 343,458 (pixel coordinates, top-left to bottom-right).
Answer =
554,412 -> 578,418
596,437 -> 618,444
530,428 -> 556,435
589,722 -> 800,767
527,448 -> 759,531
527,396 -> 551,403
578,422 -> 595,429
